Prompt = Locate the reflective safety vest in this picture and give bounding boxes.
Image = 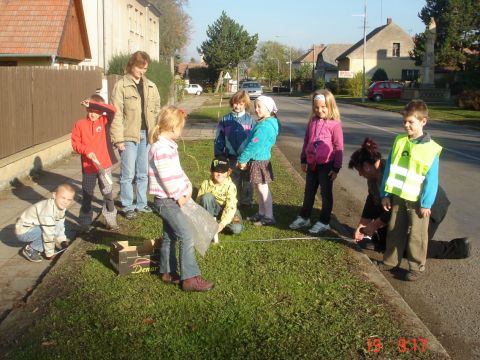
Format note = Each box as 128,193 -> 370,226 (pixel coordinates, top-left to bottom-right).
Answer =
384,135 -> 442,201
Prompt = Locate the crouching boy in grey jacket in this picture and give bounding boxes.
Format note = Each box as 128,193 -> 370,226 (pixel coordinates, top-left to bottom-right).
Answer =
16,183 -> 75,262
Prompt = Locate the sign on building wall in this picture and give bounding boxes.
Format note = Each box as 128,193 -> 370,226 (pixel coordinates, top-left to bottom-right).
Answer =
338,71 -> 354,78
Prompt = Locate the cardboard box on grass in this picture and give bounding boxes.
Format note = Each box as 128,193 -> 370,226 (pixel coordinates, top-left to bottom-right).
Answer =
110,239 -> 161,275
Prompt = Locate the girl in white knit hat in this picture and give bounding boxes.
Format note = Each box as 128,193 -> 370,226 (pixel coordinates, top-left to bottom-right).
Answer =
237,96 -> 279,226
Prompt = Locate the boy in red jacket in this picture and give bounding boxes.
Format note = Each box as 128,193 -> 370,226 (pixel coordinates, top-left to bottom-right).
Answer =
71,94 -> 118,231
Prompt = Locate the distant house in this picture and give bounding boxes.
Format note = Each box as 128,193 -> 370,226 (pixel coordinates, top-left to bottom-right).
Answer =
336,18 -> 421,81
0,0 -> 91,66
315,44 -> 352,82
80,0 -> 161,70
292,45 -> 326,72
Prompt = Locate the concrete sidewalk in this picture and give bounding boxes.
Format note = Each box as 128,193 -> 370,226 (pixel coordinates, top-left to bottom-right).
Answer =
0,95 -> 214,321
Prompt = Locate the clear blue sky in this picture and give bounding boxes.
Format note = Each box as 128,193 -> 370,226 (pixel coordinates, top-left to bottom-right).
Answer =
182,0 -> 427,61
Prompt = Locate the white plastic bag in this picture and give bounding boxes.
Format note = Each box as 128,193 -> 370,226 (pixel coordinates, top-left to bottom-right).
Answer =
181,199 -> 218,256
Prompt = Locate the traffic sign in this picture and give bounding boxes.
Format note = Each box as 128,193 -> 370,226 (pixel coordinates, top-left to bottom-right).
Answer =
224,72 -> 232,79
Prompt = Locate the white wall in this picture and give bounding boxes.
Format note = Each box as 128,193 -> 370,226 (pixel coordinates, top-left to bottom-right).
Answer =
80,0 -> 159,70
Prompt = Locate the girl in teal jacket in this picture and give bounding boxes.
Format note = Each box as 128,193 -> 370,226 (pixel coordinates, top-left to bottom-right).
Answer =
238,96 -> 279,226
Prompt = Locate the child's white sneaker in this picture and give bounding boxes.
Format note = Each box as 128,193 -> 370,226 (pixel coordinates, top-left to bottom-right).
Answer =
289,216 -> 311,230
308,221 -> 330,234
212,233 -> 219,244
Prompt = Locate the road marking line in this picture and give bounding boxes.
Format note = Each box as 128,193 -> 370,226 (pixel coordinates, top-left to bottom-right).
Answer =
278,97 -> 480,162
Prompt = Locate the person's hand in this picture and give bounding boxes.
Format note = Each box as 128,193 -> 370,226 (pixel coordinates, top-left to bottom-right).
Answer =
87,152 -> 97,160
381,197 -> 391,211
354,224 -> 366,241
328,170 -> 337,181
60,240 -> 70,249
217,223 -> 225,233
301,163 -> 307,173
177,195 -> 188,207
238,162 -> 247,170
116,142 -> 125,152
419,207 -> 431,218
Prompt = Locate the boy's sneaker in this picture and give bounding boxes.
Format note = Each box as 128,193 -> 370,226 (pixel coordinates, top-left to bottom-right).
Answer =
405,270 -> 424,281
124,210 -> 137,220
80,224 -> 94,233
106,223 -> 120,232
289,216 -> 311,230
308,221 -> 330,234
253,217 -> 276,227
22,245 -> 42,262
372,259 -> 396,272
359,236 -> 375,250
137,206 -> 153,213
212,233 -> 219,244
247,213 -> 263,222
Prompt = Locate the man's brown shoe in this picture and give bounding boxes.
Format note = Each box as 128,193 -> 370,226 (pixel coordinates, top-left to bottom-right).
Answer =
161,272 -> 180,285
181,276 -> 214,292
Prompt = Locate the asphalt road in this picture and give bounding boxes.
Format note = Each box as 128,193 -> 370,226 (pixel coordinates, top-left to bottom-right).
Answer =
272,94 -> 480,360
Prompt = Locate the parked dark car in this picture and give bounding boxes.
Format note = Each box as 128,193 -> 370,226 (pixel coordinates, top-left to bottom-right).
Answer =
367,81 -> 403,101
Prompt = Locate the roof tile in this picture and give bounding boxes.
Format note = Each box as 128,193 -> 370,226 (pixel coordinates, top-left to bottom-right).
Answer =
0,0 -> 70,55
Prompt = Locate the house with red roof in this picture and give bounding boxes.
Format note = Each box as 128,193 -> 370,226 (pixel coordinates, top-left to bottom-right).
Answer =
0,0 -> 91,66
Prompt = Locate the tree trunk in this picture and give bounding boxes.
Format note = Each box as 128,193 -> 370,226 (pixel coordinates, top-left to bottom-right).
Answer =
214,70 -> 224,94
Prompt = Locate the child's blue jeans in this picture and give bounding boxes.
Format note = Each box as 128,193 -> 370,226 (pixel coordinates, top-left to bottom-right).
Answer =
153,197 -> 201,280
198,193 -> 243,234
16,224 -> 63,253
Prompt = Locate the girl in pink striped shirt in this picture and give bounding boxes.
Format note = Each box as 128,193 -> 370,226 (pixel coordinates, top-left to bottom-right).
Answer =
148,106 -> 214,292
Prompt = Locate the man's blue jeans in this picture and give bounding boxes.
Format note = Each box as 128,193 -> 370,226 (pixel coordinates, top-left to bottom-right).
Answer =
153,197 -> 201,280
120,130 -> 149,212
199,193 -> 243,234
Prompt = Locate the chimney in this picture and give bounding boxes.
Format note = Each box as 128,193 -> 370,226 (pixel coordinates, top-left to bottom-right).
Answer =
387,18 -> 392,25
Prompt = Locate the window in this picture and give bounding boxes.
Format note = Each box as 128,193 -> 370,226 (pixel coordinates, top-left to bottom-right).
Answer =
392,43 -> 400,57
401,69 -> 419,81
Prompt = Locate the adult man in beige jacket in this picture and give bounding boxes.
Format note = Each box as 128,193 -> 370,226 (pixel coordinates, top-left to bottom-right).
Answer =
110,51 -> 161,220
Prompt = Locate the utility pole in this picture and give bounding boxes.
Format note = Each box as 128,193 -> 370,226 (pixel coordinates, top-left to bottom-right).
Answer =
289,48 -> 292,94
353,1 -> 368,102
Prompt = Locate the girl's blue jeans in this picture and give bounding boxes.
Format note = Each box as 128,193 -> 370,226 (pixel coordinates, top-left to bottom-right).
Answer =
153,197 -> 201,280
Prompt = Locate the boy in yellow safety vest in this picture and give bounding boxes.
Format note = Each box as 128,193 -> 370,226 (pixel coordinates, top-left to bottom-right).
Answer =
377,100 -> 442,281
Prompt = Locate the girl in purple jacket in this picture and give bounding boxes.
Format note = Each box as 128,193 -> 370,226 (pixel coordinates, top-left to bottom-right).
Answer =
289,89 -> 344,234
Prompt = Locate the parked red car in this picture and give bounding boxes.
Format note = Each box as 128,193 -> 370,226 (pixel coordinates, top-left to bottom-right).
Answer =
367,81 -> 403,101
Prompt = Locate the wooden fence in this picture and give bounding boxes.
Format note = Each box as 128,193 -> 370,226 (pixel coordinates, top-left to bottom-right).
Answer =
0,66 -> 102,160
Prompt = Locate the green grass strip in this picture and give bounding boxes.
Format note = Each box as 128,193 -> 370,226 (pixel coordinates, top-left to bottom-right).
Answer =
6,140 -> 430,359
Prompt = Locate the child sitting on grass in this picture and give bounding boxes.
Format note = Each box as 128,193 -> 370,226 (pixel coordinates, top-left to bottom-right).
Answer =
197,156 -> 243,243
16,183 -> 75,262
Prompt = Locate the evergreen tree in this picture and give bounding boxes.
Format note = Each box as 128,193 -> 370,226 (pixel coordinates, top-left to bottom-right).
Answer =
412,0 -> 479,71
198,11 -> 258,93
